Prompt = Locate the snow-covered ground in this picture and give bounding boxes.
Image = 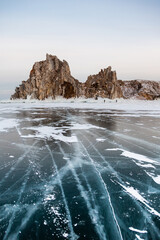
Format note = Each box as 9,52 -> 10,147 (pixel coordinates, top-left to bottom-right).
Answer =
1,97 -> 160,111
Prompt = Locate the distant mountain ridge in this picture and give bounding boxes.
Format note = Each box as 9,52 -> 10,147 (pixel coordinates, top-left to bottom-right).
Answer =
11,54 -> 160,100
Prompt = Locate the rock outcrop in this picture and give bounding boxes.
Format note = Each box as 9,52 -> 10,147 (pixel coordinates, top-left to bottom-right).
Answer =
85,67 -> 123,99
11,54 -> 83,100
119,80 -> 160,100
11,54 -> 160,100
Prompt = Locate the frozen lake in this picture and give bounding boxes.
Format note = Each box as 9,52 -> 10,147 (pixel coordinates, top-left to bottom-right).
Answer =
0,102 -> 160,240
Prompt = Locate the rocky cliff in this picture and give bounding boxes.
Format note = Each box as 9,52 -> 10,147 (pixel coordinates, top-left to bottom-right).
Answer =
119,80 -> 160,100
11,54 -> 160,100
11,54 -> 83,100
85,67 -> 123,99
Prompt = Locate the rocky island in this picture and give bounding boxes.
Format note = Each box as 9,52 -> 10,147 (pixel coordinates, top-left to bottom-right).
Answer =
11,54 -> 160,100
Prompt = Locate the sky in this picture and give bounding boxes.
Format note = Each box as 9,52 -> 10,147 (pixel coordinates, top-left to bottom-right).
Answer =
0,0 -> 160,99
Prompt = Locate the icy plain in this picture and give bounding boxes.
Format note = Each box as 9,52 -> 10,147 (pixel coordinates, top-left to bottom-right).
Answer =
0,99 -> 160,240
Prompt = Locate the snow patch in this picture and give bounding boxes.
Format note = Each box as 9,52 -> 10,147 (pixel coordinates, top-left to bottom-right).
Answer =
106,148 -> 158,164
22,126 -> 78,142
120,150 -> 157,164
135,163 -> 155,169
70,123 -> 104,130
96,138 -> 106,142
145,172 -> 160,184
152,136 -> 160,139
22,123 -> 103,142
119,183 -> 160,217
135,234 -> 144,240
129,227 -> 147,233
0,119 -> 19,132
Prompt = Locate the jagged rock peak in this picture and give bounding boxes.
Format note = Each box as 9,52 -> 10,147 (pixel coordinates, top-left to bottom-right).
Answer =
85,66 -> 123,99
11,54 -> 160,101
45,54 -> 70,74
11,54 -> 83,100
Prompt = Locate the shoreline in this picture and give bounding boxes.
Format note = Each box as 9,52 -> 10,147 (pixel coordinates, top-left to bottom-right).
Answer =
0,97 -> 160,111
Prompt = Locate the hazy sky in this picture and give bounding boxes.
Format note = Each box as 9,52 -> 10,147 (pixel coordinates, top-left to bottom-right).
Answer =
0,0 -> 160,99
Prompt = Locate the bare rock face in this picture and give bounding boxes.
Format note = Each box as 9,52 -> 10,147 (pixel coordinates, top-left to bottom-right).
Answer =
11,54 -> 83,100
119,80 -> 160,100
11,54 -> 160,100
84,67 -> 123,99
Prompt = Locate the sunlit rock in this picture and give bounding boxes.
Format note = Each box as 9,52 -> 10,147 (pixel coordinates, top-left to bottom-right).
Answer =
11,54 -> 82,100
85,66 -> 123,99
119,80 -> 160,100
11,54 -> 160,100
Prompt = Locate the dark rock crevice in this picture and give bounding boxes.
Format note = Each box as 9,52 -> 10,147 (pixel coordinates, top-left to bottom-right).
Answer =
61,82 -> 76,99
